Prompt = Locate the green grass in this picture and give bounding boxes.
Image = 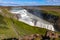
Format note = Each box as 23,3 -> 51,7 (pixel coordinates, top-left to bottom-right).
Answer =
47,11 -> 60,16
11,19 -> 47,37
41,10 -> 60,17
0,15 -> 18,39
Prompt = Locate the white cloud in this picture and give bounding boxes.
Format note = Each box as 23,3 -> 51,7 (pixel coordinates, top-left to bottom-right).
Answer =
46,0 -> 60,5
20,2 -> 40,5
46,0 -> 60,3
0,0 -> 60,6
0,1 -> 40,6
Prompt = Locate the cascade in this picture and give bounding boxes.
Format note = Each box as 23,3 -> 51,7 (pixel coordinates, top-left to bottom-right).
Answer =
10,7 -> 55,31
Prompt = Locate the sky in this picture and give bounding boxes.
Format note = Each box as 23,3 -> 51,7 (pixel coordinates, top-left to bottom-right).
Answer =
0,0 -> 60,6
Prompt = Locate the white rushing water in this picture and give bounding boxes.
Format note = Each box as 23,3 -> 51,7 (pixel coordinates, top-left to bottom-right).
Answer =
10,7 -> 55,31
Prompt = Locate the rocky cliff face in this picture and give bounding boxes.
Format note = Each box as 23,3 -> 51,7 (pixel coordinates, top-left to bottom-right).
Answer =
54,18 -> 60,31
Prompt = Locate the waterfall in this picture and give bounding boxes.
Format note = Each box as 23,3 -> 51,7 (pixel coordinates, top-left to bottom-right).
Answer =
10,7 -> 55,31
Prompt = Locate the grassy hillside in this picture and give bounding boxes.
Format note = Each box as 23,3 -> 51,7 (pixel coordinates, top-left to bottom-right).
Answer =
11,18 -> 47,36
0,15 -> 18,39
37,6 -> 60,17
0,8 -> 47,39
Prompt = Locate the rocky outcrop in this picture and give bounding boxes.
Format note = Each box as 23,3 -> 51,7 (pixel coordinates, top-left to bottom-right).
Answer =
54,18 -> 60,31
21,30 -> 60,40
